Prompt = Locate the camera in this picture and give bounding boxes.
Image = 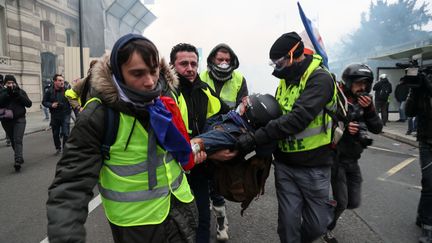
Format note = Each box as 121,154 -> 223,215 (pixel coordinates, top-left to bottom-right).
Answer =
348,103 -> 373,148
396,60 -> 432,88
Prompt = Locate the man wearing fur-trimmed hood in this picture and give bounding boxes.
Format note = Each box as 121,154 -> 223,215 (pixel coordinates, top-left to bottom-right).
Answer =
46,34 -> 205,243
200,43 -> 248,109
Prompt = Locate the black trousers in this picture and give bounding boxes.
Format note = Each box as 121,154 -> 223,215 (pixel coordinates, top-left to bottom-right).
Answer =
1,117 -> 26,163
328,158 -> 363,230
375,100 -> 389,125
110,197 -> 198,243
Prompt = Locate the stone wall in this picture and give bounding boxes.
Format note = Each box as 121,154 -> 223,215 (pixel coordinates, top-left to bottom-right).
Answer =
0,0 -> 78,112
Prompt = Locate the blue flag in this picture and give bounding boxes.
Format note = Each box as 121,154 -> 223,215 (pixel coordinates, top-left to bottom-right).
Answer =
297,2 -> 329,68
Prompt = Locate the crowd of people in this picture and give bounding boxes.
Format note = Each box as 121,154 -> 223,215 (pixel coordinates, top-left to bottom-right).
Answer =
0,31 -> 430,243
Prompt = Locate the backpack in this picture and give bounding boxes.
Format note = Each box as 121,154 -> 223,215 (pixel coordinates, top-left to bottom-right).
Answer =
212,153 -> 272,216
376,82 -> 392,100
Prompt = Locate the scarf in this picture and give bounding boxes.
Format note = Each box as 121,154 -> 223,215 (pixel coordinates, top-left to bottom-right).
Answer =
109,33 -> 192,168
208,63 -> 234,83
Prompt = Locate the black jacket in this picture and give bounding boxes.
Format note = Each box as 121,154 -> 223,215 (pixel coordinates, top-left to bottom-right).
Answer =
373,78 -> 392,102
336,94 -> 383,161
0,84 -> 32,120
405,87 -> 432,143
42,86 -> 72,117
394,82 -> 409,103
177,75 -> 230,138
254,56 -> 335,167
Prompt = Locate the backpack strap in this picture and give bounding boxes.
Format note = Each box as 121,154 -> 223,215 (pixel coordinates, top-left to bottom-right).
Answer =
101,105 -> 119,161
83,97 -> 119,161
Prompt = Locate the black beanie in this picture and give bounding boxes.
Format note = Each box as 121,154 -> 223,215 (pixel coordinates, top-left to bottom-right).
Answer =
269,32 -> 304,60
4,74 -> 16,84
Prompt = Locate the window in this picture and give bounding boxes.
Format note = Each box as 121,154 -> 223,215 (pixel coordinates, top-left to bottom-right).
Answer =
65,29 -> 75,46
40,21 -> 54,42
0,6 -> 6,56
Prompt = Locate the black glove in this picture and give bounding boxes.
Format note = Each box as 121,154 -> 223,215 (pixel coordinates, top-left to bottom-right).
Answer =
237,131 -> 256,153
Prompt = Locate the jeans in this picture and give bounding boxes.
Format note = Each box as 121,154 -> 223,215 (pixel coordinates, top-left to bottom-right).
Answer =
50,113 -> 71,149
399,101 -> 407,121
408,117 -> 418,133
1,117 -> 26,163
328,159 -> 363,230
273,160 -> 333,243
43,107 -> 50,119
418,142 -> 432,225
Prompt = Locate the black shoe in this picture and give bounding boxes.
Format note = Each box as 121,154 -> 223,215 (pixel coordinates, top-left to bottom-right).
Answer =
323,231 -> 338,243
14,163 -> 21,172
406,131 -> 412,135
6,139 -> 11,146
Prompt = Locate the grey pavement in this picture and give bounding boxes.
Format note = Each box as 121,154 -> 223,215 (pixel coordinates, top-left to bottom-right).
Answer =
0,111 -> 419,148
380,112 -> 418,147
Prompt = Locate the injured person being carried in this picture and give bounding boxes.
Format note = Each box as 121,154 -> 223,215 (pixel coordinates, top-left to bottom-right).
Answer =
190,94 -> 282,214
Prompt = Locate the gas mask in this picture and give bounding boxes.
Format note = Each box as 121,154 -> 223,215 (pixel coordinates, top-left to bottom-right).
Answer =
272,61 -> 302,81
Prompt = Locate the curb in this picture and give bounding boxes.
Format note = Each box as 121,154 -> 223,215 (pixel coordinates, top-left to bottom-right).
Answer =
0,127 -> 50,141
380,131 -> 418,147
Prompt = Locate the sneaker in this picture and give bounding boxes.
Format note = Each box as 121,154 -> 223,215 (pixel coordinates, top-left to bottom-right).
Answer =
6,139 -> 11,147
406,131 -> 412,135
213,205 -> 229,241
323,231 -> 338,243
419,224 -> 432,243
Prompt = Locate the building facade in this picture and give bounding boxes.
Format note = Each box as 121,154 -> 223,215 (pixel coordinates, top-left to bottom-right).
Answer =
0,0 -> 79,112
0,0 -> 156,112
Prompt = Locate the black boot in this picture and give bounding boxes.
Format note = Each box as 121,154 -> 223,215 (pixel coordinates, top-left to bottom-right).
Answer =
14,162 -> 21,172
419,224 -> 432,243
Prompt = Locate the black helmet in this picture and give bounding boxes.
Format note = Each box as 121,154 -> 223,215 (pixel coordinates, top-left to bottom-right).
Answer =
341,63 -> 374,92
244,94 -> 282,128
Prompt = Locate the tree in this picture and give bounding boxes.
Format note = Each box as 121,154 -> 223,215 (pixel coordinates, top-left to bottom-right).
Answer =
340,0 -> 432,57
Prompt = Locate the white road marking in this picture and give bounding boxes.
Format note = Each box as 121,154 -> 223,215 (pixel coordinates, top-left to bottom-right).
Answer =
369,146 -> 418,157
40,194 -> 102,243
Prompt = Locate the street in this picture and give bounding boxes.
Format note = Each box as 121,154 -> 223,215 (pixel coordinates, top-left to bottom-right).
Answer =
0,130 -> 423,243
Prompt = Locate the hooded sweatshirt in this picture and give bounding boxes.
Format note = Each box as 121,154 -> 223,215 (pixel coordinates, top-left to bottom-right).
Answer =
202,43 -> 248,107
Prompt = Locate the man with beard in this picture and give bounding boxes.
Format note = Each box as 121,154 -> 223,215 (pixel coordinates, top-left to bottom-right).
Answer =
236,32 -> 338,243
42,74 -> 72,155
199,43 -> 249,240
170,43 -> 232,243
323,64 -> 382,243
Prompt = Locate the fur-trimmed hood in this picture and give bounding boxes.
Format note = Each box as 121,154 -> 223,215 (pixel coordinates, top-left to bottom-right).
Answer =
89,53 -> 178,109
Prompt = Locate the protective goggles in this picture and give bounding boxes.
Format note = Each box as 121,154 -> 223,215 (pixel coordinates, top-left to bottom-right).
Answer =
269,41 -> 301,71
